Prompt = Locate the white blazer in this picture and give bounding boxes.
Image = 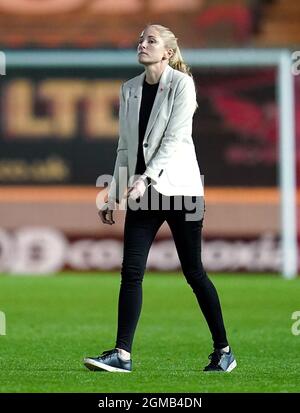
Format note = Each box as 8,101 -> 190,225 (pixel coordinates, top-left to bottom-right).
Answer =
108,64 -> 204,203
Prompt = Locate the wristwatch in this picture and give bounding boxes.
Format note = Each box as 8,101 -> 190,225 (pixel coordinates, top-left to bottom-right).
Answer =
140,174 -> 151,187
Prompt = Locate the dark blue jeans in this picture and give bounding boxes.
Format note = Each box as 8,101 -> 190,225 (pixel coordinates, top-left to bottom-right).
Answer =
115,189 -> 228,352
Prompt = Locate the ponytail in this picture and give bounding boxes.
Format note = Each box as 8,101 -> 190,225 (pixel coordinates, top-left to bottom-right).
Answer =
145,23 -> 198,111
169,46 -> 192,77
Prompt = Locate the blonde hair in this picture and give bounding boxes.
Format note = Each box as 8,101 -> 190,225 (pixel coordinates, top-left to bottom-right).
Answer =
144,23 -> 198,111
145,23 -> 192,76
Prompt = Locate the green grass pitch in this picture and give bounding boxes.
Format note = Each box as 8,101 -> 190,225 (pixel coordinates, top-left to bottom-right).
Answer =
0,273 -> 299,393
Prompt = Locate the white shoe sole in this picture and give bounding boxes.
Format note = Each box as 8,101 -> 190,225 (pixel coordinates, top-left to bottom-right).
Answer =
226,359 -> 237,372
83,358 -> 131,373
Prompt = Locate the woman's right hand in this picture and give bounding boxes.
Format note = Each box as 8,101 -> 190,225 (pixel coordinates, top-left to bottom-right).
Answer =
98,200 -> 116,225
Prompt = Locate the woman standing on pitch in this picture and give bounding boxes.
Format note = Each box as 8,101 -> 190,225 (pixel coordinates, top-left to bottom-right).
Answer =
84,24 -> 236,373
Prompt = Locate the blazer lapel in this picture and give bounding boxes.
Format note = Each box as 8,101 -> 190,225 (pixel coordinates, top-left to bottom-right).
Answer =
144,65 -> 173,142
130,65 -> 174,152
130,75 -> 144,156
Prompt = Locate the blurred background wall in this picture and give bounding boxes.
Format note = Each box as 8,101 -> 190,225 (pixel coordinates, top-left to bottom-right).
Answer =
0,0 -> 299,274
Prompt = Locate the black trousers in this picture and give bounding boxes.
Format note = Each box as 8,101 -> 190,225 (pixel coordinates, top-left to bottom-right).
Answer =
115,188 -> 229,353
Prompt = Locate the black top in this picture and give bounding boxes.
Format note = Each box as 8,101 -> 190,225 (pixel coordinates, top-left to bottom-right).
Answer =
134,78 -> 159,177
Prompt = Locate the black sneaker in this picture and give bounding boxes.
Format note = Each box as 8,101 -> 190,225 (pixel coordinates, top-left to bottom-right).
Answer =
203,348 -> 237,372
83,349 -> 132,373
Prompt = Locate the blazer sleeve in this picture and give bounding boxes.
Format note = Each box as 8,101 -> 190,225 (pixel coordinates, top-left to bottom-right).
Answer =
144,75 -> 197,184
107,84 -> 128,203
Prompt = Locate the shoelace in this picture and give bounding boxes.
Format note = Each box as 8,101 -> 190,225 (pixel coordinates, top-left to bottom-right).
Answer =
207,350 -> 222,367
100,349 -> 118,360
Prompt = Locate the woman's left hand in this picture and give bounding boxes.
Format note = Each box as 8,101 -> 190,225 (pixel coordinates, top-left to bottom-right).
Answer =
127,177 -> 147,201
